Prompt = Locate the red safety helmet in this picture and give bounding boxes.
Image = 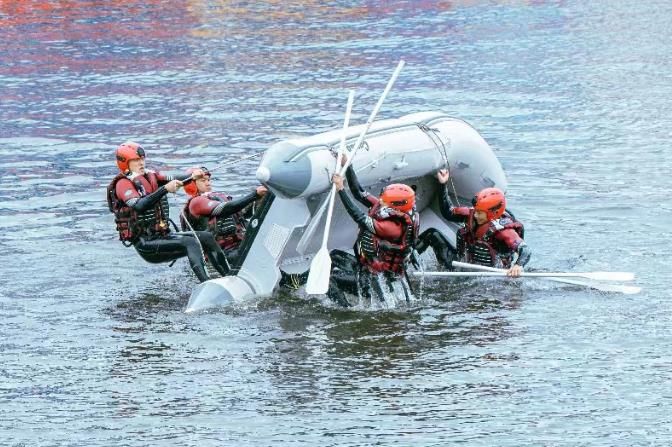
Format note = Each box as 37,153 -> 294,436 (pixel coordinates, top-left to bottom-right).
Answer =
472,187 -> 506,221
380,183 -> 415,213
115,141 -> 145,172
183,166 -> 211,197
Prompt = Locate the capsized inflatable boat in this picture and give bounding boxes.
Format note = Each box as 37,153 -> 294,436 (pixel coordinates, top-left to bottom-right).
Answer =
185,111 -> 507,312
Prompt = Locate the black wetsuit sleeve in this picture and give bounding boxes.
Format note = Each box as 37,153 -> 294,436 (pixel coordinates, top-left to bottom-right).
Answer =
345,165 -> 372,207
156,173 -> 192,186
439,185 -> 467,223
127,187 -> 169,213
212,191 -> 258,218
338,189 -> 370,229
514,243 -> 532,267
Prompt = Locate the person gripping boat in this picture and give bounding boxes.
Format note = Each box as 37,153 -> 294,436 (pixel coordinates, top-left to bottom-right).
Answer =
180,166 -> 268,265
436,168 -> 531,277
328,158 -> 420,306
106,142 -> 234,282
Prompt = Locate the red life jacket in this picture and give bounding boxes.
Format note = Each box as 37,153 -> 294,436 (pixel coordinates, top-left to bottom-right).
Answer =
356,203 -> 419,275
106,172 -> 170,245
180,192 -> 247,250
456,210 -> 524,268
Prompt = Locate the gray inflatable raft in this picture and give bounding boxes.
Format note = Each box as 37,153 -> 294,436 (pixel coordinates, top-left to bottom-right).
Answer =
185,111 -> 507,312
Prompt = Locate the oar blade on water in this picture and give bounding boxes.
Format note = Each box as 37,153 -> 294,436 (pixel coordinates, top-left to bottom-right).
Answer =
305,248 -> 332,295
449,261 -> 640,294
548,277 -> 642,294
452,261 -> 635,282
416,270 -> 641,294
584,272 -> 635,282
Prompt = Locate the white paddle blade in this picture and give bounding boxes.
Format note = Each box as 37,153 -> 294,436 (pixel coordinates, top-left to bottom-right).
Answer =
305,248 -> 332,295
415,271 -> 636,281
546,277 -> 642,294
583,272 -> 635,281
416,271 -> 641,294
452,261 -> 634,282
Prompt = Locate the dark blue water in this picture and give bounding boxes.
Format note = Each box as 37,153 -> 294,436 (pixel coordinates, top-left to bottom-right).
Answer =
1,1 -> 670,445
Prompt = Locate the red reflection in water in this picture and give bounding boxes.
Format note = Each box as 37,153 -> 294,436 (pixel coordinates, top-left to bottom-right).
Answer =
0,0 -> 199,75
0,0 -> 195,37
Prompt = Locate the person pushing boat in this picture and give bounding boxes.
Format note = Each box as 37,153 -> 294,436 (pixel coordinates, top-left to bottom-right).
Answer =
329,160 -> 419,306
180,166 -> 267,267
436,168 -> 531,277
106,142 -> 233,282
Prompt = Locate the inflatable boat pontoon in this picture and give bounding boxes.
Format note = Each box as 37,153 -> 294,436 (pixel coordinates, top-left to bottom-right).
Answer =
185,111 -> 507,312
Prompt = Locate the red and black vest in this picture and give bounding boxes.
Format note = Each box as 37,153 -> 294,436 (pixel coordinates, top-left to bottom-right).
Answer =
180,193 -> 247,250
456,211 -> 524,268
356,204 -> 419,275
107,172 -> 170,245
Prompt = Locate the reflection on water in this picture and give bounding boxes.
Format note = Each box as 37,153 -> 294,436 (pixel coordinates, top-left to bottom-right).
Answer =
1,0 -> 671,445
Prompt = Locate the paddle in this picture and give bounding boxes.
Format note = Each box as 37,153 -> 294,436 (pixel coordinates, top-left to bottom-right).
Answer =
418,261 -> 640,295
296,59 -> 405,255
305,90 -> 355,295
414,270 -> 640,280
338,59 -> 405,176
435,262 -> 635,281
535,277 -> 641,295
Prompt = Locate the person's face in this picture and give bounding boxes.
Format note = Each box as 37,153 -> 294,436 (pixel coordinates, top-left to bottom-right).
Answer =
128,157 -> 145,174
474,210 -> 488,225
196,176 -> 212,193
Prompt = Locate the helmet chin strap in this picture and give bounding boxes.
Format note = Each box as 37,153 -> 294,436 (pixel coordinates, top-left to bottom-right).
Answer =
377,206 -> 393,219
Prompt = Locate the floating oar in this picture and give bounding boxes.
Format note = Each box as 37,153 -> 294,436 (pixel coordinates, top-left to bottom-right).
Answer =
305,90 -> 355,295
449,262 -> 634,281
535,277 -> 642,295
442,261 -> 640,295
414,270 -> 640,280
296,59 -> 405,256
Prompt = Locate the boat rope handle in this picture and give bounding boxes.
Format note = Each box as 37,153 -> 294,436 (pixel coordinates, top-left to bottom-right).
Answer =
417,123 -> 462,207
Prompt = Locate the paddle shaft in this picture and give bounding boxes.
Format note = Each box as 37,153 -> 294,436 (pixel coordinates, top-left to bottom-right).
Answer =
339,59 -> 405,176
320,90 -> 355,249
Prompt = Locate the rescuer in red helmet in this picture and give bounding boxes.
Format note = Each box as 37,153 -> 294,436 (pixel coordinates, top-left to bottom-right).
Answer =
329,159 -> 420,306
435,168 -> 530,277
106,142 -> 233,282
180,166 -> 268,267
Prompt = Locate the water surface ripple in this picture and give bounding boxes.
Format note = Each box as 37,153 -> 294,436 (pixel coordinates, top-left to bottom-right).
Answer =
1,1 -> 670,445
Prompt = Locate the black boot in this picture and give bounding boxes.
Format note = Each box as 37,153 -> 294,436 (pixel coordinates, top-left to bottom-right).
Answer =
417,228 -> 456,270
279,270 -> 309,289
327,283 -> 351,307
190,261 -> 211,283
207,250 -> 232,277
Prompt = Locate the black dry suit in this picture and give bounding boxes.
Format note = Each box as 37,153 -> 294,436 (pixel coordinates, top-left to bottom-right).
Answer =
325,166 -> 422,307
107,171 -> 233,282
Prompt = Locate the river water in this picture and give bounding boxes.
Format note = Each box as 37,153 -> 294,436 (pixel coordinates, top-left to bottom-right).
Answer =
1,1 -> 671,445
